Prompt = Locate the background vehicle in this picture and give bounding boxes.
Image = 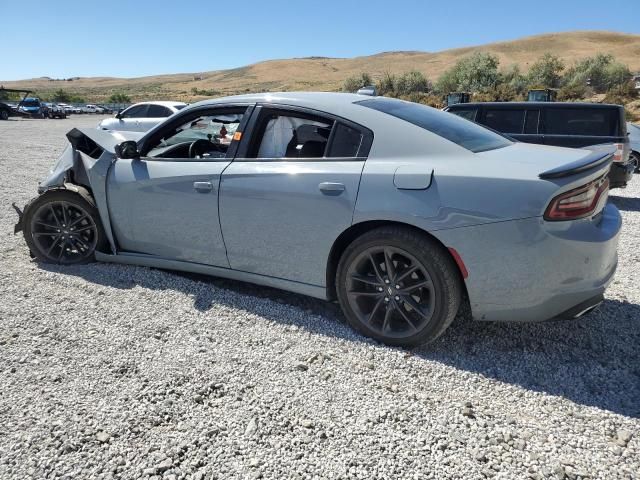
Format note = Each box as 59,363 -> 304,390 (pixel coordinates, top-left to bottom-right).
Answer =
0,87 -> 33,120
15,93 -> 621,347
46,103 -> 67,119
528,89 -> 557,102
82,104 -> 105,114
445,102 -> 633,188
628,122 -> 640,173
97,104 -> 114,114
18,97 -> 45,118
97,101 -> 187,132
446,92 -> 470,106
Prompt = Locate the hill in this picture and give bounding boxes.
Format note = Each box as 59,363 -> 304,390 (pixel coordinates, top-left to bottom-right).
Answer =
2,31 -> 639,102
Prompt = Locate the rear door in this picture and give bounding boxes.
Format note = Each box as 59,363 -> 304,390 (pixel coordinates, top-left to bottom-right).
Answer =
541,106 -> 621,148
219,105 -> 372,286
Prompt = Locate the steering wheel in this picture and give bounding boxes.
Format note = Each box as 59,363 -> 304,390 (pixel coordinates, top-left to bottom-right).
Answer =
189,139 -> 225,158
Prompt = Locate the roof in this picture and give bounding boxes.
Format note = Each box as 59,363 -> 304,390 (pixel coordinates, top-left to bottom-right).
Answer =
191,92 -> 369,112
134,100 -> 187,108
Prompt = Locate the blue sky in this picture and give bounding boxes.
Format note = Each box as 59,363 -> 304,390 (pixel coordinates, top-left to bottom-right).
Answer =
1,0 -> 638,80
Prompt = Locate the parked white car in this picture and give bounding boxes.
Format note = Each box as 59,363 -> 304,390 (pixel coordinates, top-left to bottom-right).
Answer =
82,104 -> 105,114
97,101 -> 187,132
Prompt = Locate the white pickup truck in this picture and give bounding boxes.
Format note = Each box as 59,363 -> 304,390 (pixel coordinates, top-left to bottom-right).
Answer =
82,104 -> 105,114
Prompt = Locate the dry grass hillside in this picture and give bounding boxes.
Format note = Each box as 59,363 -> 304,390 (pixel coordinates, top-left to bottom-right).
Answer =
2,31 -> 639,102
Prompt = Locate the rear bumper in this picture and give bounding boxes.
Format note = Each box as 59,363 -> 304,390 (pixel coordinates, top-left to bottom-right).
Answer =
608,161 -> 634,188
434,203 -> 621,323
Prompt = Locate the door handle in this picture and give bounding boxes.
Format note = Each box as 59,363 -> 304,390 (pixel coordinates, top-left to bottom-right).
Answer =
319,182 -> 345,195
193,181 -> 213,193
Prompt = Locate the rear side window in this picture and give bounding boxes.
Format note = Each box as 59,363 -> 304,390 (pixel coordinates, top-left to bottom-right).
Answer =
358,98 -> 511,153
249,111 -> 333,159
147,105 -> 172,117
544,108 -> 618,136
483,109 -> 525,134
328,123 -> 363,157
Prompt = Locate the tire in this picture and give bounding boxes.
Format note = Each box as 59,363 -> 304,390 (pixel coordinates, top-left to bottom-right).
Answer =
336,226 -> 462,347
0,109 -> 8,120
23,190 -> 107,265
631,151 -> 640,174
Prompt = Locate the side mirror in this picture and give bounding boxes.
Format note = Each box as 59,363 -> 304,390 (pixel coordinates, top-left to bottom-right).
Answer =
115,140 -> 140,159
115,110 -> 122,119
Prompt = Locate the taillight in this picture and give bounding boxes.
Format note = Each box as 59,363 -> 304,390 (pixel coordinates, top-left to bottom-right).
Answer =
612,143 -> 627,163
544,175 -> 609,221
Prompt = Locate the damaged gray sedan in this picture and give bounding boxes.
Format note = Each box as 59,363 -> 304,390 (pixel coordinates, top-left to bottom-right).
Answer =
15,93 -> 621,346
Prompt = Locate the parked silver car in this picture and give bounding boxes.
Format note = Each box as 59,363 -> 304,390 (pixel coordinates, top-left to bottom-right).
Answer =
98,101 -> 187,132
14,93 -> 621,346
628,122 -> 640,173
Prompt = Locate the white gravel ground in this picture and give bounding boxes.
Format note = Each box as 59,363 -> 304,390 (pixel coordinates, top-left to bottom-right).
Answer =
0,116 -> 639,480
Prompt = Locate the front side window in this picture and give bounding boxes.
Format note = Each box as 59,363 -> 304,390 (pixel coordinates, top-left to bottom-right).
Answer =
249,112 -> 333,159
146,109 -> 245,159
147,105 -> 173,118
121,105 -> 148,118
358,98 -> 510,153
483,109 -> 525,134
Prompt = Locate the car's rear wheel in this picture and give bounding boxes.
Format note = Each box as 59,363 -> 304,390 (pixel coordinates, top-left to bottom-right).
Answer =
631,151 -> 640,174
23,190 -> 107,265
336,226 -> 462,347
0,109 -> 9,120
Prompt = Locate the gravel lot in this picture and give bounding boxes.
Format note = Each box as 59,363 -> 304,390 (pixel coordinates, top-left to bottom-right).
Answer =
1,116 -> 639,480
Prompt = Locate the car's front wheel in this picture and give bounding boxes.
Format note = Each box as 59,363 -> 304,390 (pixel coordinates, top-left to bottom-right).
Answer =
23,190 -> 107,264
0,109 -> 9,120
336,226 -> 462,347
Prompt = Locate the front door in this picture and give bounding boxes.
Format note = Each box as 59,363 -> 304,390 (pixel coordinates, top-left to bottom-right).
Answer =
219,106 -> 373,286
106,106 -> 250,266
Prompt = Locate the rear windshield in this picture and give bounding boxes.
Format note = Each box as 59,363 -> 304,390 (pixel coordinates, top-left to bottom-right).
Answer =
544,107 -> 620,136
358,98 -> 511,153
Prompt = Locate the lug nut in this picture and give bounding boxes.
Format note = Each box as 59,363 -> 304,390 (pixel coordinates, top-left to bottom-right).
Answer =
395,296 -> 400,301
377,287 -> 383,292
384,297 -> 389,302
385,279 -> 390,284
395,285 -> 400,289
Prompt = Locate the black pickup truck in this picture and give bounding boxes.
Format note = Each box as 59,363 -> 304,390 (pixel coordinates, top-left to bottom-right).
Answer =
445,101 -> 634,188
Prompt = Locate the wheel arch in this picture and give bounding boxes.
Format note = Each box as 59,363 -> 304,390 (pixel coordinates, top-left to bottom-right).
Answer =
325,220 -> 468,301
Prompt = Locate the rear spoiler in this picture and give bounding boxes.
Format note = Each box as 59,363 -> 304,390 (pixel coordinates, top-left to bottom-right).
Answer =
539,146 -> 615,180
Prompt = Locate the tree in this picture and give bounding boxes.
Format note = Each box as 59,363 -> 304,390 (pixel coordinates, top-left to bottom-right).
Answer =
526,53 -> 564,88
376,71 -> 397,96
108,92 -> 131,103
395,71 -> 432,96
563,54 -> 631,93
52,89 -> 72,102
435,52 -> 500,93
342,73 -> 372,93
501,64 -> 527,95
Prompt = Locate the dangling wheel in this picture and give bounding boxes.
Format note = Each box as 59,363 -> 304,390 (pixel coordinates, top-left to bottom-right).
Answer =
23,190 -> 107,264
336,226 -> 462,347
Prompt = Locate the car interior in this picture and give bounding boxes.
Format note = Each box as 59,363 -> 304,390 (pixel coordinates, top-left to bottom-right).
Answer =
146,112 -> 244,159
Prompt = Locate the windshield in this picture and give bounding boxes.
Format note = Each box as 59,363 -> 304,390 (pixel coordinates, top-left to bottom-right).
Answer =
358,97 -> 511,153
22,99 -> 39,107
